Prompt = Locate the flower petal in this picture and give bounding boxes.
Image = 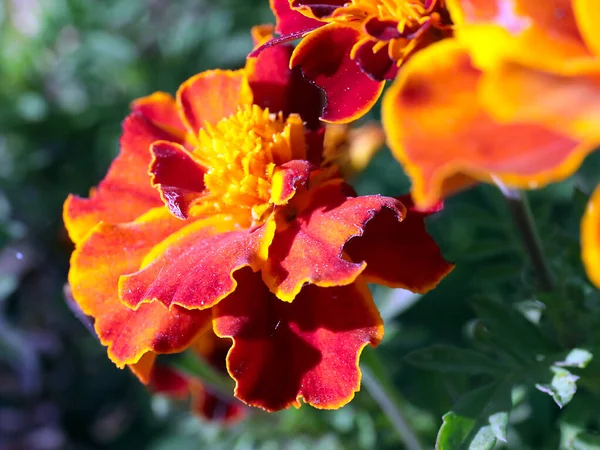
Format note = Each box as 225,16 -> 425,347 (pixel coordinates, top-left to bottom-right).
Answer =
270,160 -> 312,205
119,215 -> 276,310
63,111 -> 183,244
480,61 -> 600,143
450,1 -> 592,74
131,92 -> 188,136
247,31 -> 323,129
291,0 -> 347,19
69,208 -> 211,366
263,180 -> 405,301
176,70 -> 253,136
353,38 -> 398,82
290,23 -> 384,123
271,0 -> 323,35
149,364 -> 190,398
581,185 -> 600,288
382,39 -> 590,209
213,269 -> 383,411
345,195 -> 454,293
129,352 -> 157,384
149,141 -> 207,219
574,0 -> 600,57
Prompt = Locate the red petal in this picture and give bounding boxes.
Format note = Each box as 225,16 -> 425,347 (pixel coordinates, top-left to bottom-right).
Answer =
119,216 -> 276,310
353,39 -> 398,81
64,112 -> 184,244
68,208 -> 211,366
176,70 -> 253,136
248,35 -> 323,129
263,180 -> 405,301
190,382 -> 246,422
291,23 -> 384,123
271,0 -> 323,35
364,17 -> 401,41
291,0 -> 347,18
149,141 -> 207,219
345,195 -> 454,293
149,364 -> 190,398
213,269 -> 383,411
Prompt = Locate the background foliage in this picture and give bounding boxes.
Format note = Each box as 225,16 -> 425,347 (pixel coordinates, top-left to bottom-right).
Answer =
2,0 -> 600,448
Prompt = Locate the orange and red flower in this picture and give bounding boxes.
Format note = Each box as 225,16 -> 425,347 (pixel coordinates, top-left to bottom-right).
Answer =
64,32 -> 452,411
257,0 -> 452,122
383,0 -> 600,209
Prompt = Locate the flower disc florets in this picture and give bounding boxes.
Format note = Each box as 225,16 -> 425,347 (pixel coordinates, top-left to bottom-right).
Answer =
193,105 -> 306,223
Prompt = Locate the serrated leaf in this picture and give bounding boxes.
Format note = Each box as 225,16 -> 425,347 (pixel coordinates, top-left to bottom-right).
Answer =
535,367 -> 579,408
405,345 -> 510,375
471,297 -> 555,360
436,379 -> 513,450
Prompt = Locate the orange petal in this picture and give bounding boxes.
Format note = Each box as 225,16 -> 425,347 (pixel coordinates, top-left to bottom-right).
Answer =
574,0 -> 600,57
129,351 -> 157,384
149,141 -> 207,219
69,208 -> 211,366
290,23 -> 384,123
213,269 -> 383,411
131,91 -> 188,137
450,1 -> 592,74
345,195 -> 454,293
263,180 -> 405,301
382,38 -> 590,210
176,70 -> 253,136
581,186 -> 600,288
119,214 -> 276,310
64,110 -> 186,244
480,61 -> 600,143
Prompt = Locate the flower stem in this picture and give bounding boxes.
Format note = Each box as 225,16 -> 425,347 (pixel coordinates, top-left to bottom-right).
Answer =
501,188 -> 555,292
361,349 -> 425,450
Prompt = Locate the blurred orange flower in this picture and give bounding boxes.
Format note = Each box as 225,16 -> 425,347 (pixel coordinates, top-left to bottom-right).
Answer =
383,0 -> 599,209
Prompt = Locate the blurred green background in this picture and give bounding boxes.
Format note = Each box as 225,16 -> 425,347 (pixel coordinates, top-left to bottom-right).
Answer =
2,0 -> 600,449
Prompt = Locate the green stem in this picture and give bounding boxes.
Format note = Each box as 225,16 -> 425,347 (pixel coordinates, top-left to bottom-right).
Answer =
361,350 -> 425,450
502,188 -> 555,292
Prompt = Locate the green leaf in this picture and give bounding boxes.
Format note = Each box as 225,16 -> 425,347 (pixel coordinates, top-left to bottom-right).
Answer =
436,379 -> 513,450
555,349 -> 593,369
405,345 -> 511,375
533,349 -> 592,408
535,367 -> 579,408
571,433 -> 600,450
471,297 -> 555,361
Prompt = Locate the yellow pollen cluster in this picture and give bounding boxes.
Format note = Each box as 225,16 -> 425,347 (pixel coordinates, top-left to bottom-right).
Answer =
194,104 -> 305,223
335,0 -> 440,32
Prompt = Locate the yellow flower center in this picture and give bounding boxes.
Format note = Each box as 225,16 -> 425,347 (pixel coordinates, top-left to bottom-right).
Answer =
336,0 -> 440,33
192,104 -> 306,224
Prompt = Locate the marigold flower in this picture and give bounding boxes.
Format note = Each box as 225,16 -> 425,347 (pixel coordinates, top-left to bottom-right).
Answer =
257,0 -> 452,122
383,0 -> 598,209
63,32 -> 452,411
